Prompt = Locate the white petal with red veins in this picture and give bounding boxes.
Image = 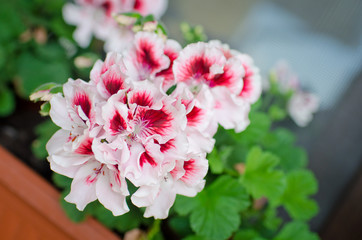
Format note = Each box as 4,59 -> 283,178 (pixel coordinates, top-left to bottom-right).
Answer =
90,52 -> 124,85
127,80 -> 164,110
124,32 -> 170,81
65,161 -> 102,210
237,54 -> 262,104
96,169 -> 129,216
97,65 -> 129,98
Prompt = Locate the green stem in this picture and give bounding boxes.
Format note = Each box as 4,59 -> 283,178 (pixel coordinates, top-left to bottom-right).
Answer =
147,219 -> 161,240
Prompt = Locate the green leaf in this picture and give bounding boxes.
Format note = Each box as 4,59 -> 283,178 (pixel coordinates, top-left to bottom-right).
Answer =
35,43 -> 66,61
0,86 -> 15,117
208,146 -> 233,174
183,236 -> 207,240
114,202 -> 144,232
180,22 -> 207,45
16,50 -> 69,97
242,147 -> 286,202
52,173 -> 72,189
143,14 -> 155,23
32,82 -> 62,93
176,176 -> 250,240
148,219 -> 162,240
32,120 -> 60,159
169,216 -> 193,238
275,146 -> 307,172
234,229 -> 267,240
278,170 -> 318,221
39,102 -> 51,116
268,104 -> 287,121
0,2 -> 25,41
166,84 -> 176,95
237,112 -> 271,146
208,149 -> 223,174
190,196 -> 240,240
263,207 -> 282,231
0,45 -> 6,69
93,205 -> 117,228
261,128 -> 306,172
174,195 -> 198,216
120,12 -> 143,19
262,128 -> 295,150
273,221 -> 319,240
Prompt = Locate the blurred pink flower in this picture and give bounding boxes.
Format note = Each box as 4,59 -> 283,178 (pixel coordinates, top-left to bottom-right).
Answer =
63,0 -> 168,51
288,91 -> 319,127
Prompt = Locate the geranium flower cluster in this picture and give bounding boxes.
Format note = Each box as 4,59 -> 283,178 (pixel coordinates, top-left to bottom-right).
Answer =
46,32 -> 261,219
271,61 -> 319,127
63,0 -> 168,51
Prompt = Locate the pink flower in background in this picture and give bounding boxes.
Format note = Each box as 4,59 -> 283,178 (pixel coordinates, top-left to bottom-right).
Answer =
270,61 -> 319,127
45,32 -> 258,218
288,91 -> 319,127
63,0 -> 168,51
271,60 -> 300,93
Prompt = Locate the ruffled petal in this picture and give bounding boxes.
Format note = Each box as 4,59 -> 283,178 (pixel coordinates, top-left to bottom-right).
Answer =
96,168 -> 129,216
64,161 -> 102,210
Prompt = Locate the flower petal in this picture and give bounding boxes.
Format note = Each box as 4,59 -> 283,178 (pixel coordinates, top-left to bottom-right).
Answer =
64,161 -> 102,210
96,168 -> 129,216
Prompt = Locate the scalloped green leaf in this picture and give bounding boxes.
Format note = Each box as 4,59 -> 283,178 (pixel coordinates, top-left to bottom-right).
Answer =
278,170 -> 318,220
176,176 -> 250,240
0,86 -> 15,117
273,221 -> 319,240
242,147 -> 286,202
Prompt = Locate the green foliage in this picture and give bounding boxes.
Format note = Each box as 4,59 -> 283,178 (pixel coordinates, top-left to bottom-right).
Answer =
0,86 -> 15,116
183,236 -> 207,240
16,47 -> 70,97
273,221 -> 319,240
268,104 -> 287,121
175,176 -> 250,240
32,120 -> 60,159
234,229 -> 267,240
0,0 -> 74,117
277,170 -> 318,221
180,22 -> 207,45
168,216 -> 193,238
242,147 -> 286,202
208,146 -> 233,174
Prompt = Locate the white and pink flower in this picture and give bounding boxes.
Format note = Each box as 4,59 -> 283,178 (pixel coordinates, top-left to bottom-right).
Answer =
270,61 -> 319,127
63,0 -> 168,51
173,40 -> 261,132
288,91 -> 319,127
45,32 -> 259,219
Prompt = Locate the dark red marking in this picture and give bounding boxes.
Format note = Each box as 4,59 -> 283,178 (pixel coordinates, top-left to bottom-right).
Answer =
140,151 -> 157,167
73,92 -> 92,119
130,91 -> 153,107
186,106 -> 203,127
110,111 -> 127,135
75,138 -> 93,155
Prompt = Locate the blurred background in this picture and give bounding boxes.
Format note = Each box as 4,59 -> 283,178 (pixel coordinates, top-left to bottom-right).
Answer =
0,0 -> 361,238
